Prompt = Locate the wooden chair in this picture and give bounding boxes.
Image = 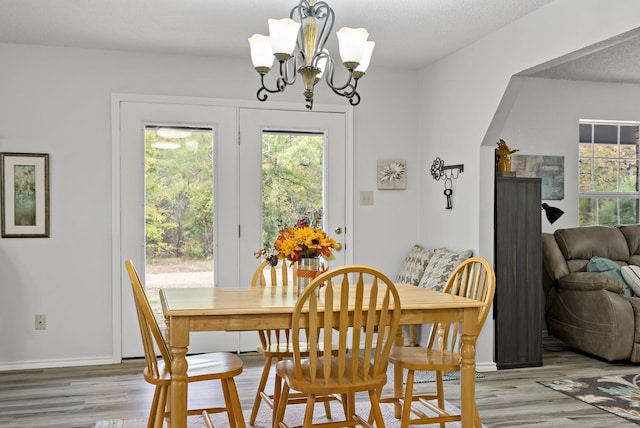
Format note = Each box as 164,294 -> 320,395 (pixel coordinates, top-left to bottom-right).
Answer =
384,257 -> 496,428
273,265 -> 402,428
125,260 -> 245,428
249,260 -> 336,425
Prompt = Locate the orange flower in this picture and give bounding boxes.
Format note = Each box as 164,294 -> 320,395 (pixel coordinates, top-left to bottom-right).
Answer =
271,223 -> 340,263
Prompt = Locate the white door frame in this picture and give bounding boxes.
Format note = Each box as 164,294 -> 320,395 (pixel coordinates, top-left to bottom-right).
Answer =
110,93 -> 354,361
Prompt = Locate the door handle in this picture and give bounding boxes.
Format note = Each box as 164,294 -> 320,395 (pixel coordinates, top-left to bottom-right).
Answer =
334,227 -> 343,235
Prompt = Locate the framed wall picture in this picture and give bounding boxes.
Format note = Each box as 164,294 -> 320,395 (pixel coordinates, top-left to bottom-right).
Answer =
377,159 -> 407,190
512,154 -> 564,200
1,153 -> 50,238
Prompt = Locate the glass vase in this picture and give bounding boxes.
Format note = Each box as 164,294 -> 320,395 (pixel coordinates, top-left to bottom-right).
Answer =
297,256 -> 320,294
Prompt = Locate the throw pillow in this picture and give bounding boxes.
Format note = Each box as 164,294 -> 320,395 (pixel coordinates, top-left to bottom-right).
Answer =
417,248 -> 473,291
395,245 -> 437,286
586,256 -> 633,297
621,265 -> 640,297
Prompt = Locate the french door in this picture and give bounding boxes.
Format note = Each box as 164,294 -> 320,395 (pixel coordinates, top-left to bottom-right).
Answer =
116,98 -> 349,357
237,108 -> 348,351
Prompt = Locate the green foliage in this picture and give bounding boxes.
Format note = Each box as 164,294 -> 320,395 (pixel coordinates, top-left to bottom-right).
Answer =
579,132 -> 640,226
261,133 -> 323,248
145,129 -> 214,259
144,129 -> 324,262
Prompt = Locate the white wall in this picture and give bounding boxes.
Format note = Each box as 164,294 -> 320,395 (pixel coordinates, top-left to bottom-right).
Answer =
0,43 -> 420,368
3,0 -> 640,370
418,0 -> 640,364
500,77 -> 640,233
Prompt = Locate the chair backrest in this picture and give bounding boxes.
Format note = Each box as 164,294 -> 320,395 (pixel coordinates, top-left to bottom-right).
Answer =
251,260 -> 298,349
426,256 -> 496,352
125,259 -> 172,380
291,265 -> 402,384
251,259 -> 298,288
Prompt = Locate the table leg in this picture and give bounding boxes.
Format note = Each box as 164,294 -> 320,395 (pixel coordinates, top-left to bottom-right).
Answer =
169,318 -> 190,428
460,332 -> 476,428
393,325 -> 404,418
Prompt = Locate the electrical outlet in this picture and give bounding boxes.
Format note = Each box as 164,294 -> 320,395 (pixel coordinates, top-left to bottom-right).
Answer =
35,314 -> 46,330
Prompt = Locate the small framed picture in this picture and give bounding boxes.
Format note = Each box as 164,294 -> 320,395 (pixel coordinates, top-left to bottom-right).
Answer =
1,153 -> 50,238
377,159 -> 406,190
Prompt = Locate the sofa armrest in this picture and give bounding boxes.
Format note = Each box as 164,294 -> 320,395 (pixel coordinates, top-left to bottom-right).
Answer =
542,233 -> 570,281
557,272 -> 624,294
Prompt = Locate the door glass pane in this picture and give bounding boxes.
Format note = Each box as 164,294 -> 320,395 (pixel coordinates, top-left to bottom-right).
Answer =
261,132 -> 324,250
144,126 -> 214,322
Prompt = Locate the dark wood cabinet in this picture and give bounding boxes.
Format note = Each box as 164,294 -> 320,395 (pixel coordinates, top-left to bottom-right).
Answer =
494,176 -> 543,369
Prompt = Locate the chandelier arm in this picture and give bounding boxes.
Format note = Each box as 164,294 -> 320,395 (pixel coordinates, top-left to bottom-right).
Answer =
348,91 -> 361,106
280,56 -> 298,87
325,62 -> 357,93
256,56 -> 301,102
331,80 -> 360,105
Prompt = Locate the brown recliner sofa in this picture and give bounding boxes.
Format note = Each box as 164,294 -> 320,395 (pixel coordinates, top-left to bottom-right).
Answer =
542,224 -> 640,362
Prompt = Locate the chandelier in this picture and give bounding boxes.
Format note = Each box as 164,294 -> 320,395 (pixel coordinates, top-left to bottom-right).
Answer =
248,0 -> 374,110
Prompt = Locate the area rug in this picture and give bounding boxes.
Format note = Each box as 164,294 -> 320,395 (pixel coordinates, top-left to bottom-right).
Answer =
539,374 -> 640,425
95,399 -> 484,427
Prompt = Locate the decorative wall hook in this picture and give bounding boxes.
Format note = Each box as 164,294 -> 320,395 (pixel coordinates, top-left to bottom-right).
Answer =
430,158 -> 464,181
430,158 -> 464,210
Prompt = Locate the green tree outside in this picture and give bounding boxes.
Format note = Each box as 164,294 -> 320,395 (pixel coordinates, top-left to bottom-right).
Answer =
144,128 -> 324,264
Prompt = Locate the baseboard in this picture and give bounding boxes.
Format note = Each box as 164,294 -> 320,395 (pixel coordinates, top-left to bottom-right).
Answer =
476,361 -> 497,372
0,356 -> 116,371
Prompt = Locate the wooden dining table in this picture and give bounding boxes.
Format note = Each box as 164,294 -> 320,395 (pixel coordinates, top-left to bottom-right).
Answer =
160,282 -> 483,428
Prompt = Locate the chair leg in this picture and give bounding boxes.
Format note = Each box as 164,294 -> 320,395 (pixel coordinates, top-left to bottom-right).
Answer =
401,370 -> 415,428
303,395 -> 316,427
148,386 -> 162,428
156,386 -> 169,428
368,389 -> 385,427
250,356 -> 273,425
436,371 -> 445,428
323,399 -> 333,420
229,377 -> 246,428
220,378 -> 237,428
273,384 -> 290,428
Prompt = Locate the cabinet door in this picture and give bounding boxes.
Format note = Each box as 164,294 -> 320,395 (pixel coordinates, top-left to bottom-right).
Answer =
494,177 -> 543,368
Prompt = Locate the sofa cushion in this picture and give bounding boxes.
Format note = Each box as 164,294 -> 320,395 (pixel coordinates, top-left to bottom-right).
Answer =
618,224 -> 640,259
622,265 -> 640,297
587,256 -> 633,297
554,226 -> 630,273
417,248 -> 472,291
395,245 -> 437,286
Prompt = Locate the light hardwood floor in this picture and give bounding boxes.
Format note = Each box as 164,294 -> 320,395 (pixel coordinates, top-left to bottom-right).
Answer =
1,336 -> 639,428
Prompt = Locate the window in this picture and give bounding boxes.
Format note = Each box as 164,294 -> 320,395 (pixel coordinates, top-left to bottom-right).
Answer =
579,120 -> 640,226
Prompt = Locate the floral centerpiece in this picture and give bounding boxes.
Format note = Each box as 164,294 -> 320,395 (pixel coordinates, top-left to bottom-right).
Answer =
256,216 -> 340,265
256,215 -> 340,293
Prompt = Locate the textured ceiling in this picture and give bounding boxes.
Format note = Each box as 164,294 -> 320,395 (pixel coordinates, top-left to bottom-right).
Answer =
530,33 -> 640,84
0,0 -> 553,70
2,0 -> 636,83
